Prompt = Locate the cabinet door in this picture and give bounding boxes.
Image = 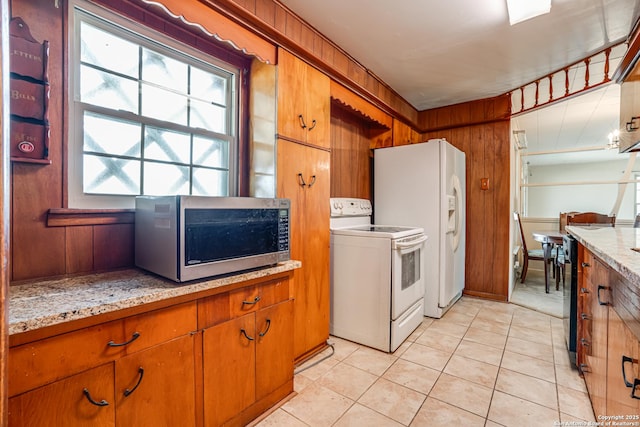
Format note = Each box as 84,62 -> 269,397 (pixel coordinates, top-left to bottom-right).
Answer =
277,50 -> 308,143
8,364 -> 115,427
256,300 -> 294,400
298,146 -> 330,357
115,335 -> 196,427
277,139 -> 330,359
304,62 -> 330,149
203,313 -> 256,426
607,308 -> 640,416
619,61 -> 640,151
584,254 -> 609,417
277,49 -> 330,148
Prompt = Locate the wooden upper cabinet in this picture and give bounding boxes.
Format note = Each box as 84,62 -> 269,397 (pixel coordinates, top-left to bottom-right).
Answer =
619,59 -> 640,152
392,119 -> 420,146
277,49 -> 330,148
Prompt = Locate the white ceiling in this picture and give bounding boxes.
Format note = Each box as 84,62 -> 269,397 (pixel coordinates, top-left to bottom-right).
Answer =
279,0 -> 639,111
279,0 -> 640,159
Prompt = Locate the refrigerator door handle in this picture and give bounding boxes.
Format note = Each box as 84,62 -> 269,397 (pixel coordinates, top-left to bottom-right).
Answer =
451,175 -> 463,252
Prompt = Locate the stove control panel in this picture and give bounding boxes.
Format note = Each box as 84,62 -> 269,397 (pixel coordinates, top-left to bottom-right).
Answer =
330,198 -> 372,217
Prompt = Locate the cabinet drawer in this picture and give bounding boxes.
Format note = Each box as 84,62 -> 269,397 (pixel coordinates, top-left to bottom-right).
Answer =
9,363 -> 115,427
229,279 -> 289,317
9,302 -> 196,397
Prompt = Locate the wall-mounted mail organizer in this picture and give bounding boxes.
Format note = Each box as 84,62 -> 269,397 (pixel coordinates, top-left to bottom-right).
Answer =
9,17 -> 51,164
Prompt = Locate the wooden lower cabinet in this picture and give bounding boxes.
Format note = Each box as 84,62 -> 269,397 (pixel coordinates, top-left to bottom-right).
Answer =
203,299 -> 293,426
9,364 -> 115,427
115,335 -> 196,426
577,244 -> 640,419
8,273 -> 295,427
582,253 -> 609,417
607,308 -> 640,417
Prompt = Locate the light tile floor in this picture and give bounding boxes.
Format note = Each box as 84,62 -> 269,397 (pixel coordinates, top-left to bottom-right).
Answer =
256,296 -> 595,427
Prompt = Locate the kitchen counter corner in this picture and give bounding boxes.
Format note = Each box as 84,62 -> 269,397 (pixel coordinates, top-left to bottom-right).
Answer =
565,225 -> 640,287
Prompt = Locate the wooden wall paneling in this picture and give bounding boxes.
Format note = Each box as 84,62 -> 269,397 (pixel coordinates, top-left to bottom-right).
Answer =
10,0 -> 65,282
1,0 -> 9,420
93,224 -> 134,272
254,0 -> 276,27
422,109 -> 510,300
490,121 -> 511,298
330,109 -> 372,200
466,125 -> 488,296
65,226 -> 94,275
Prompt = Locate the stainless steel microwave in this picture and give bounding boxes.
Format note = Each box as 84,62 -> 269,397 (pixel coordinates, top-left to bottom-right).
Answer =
135,196 -> 290,282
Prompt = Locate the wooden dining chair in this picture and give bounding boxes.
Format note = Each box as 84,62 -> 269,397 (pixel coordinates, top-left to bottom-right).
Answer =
559,211 -> 578,233
566,212 -> 616,227
514,212 -> 554,283
556,212 -> 615,287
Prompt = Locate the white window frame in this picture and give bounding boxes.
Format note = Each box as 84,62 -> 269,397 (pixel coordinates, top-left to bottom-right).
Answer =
68,0 -> 239,209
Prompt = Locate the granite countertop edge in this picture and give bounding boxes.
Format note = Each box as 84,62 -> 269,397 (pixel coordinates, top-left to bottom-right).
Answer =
9,260 -> 301,336
566,226 -> 640,287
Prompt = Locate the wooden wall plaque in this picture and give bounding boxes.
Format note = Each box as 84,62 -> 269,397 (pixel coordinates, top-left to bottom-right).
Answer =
9,17 -> 51,164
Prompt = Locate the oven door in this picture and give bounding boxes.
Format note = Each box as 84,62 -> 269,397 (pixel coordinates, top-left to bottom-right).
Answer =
391,233 -> 427,319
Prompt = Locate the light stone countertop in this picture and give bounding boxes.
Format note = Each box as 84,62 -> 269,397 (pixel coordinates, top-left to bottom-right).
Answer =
9,260 -> 301,336
566,225 -> 640,287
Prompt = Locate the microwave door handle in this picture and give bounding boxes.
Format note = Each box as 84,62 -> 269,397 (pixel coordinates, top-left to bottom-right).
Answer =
394,235 -> 428,250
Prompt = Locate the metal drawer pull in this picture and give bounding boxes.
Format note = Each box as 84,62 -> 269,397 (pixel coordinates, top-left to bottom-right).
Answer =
597,285 -> 611,306
581,338 -> 590,347
580,287 -> 589,294
308,119 -> 317,131
580,313 -> 591,320
83,388 -> 109,406
581,262 -> 591,268
307,175 -> 316,188
622,355 -> 638,387
259,319 -> 271,337
242,296 -> 261,305
579,363 -> 590,373
124,367 -> 144,397
298,114 -> 307,129
626,116 -> 639,132
633,378 -> 640,400
240,329 -> 254,341
107,332 -> 140,347
297,173 -> 306,187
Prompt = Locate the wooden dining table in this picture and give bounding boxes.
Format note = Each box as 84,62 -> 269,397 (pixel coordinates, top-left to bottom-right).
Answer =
532,230 -> 565,293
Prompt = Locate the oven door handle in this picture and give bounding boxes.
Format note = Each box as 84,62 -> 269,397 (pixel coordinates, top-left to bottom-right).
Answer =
393,235 -> 428,250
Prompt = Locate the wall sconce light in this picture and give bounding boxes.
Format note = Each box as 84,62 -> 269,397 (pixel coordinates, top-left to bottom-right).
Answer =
606,129 -> 620,150
513,130 -> 528,149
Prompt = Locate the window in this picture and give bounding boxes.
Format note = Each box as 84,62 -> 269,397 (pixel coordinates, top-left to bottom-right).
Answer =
69,2 -> 239,208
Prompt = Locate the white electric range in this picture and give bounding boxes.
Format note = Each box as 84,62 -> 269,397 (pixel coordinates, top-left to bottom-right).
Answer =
329,197 -> 427,352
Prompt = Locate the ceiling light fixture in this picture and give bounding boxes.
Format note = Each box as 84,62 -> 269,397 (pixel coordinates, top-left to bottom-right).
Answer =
606,129 -> 620,150
506,0 -> 551,25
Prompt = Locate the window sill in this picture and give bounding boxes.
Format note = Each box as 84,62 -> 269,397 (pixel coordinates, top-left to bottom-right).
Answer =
47,208 -> 135,227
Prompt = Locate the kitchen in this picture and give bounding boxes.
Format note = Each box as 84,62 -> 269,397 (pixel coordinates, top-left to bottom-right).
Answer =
1,0 -> 640,426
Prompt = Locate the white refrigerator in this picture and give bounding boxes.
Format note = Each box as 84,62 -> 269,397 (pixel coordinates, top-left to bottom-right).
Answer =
374,139 -> 466,318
